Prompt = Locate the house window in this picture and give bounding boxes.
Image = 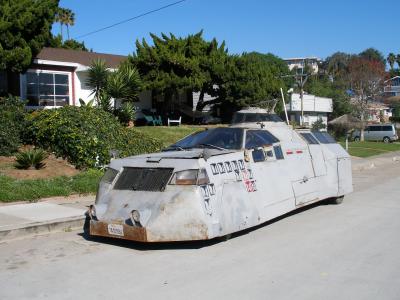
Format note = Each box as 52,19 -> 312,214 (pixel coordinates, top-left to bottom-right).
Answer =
26,71 -> 70,106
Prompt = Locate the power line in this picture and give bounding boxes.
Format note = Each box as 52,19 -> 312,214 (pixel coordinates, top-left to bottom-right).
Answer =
74,0 -> 187,39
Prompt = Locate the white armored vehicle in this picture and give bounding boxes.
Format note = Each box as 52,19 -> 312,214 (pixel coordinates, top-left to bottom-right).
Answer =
88,108 -> 353,242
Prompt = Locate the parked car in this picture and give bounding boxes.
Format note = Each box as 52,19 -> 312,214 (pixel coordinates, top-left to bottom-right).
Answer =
352,124 -> 398,143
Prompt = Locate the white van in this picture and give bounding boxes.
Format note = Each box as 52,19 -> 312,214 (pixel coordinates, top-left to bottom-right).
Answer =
353,124 -> 398,143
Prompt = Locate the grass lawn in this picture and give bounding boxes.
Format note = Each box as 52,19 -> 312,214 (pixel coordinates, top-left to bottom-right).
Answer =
0,126 -> 207,202
135,125 -> 206,147
0,169 -> 103,202
340,141 -> 400,158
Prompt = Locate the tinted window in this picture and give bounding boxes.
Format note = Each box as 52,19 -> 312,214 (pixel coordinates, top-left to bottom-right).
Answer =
312,131 -> 336,144
166,128 -> 244,150
101,168 -> 119,184
368,126 -> 381,131
273,145 -> 284,160
382,125 -> 393,132
245,130 -> 279,149
300,132 -> 319,144
231,113 -> 283,124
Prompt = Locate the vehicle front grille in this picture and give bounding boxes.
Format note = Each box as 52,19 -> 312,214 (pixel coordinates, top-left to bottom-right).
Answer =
113,167 -> 174,192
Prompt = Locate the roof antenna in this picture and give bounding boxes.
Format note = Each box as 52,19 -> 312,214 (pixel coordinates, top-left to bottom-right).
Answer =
280,88 -> 289,125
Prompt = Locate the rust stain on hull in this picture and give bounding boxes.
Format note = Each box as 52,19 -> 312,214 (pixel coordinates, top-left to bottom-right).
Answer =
90,220 -> 147,242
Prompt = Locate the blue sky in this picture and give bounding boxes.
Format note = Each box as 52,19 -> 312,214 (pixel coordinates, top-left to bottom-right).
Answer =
56,0 -> 399,59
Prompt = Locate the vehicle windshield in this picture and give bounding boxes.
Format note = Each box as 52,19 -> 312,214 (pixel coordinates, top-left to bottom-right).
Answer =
165,128 -> 244,151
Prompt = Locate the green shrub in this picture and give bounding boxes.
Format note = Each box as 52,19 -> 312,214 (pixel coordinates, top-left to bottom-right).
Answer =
0,96 -> 26,155
27,106 -> 162,169
15,149 -> 48,170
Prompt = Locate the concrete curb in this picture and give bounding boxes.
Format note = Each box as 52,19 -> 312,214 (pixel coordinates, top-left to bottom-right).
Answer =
0,215 -> 85,243
352,155 -> 400,171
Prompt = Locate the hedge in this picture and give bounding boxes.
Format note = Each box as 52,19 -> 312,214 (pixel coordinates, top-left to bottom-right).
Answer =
27,106 -> 163,168
0,96 -> 26,156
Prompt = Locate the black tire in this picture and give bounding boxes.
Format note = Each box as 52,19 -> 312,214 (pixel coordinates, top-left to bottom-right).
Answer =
383,136 -> 390,143
330,196 -> 344,205
353,136 -> 360,142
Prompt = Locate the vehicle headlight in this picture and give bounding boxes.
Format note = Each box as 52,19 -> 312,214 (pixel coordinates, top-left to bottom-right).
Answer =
170,169 -> 210,185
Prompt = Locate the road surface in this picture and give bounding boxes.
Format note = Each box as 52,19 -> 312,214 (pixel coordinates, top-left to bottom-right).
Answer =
0,163 -> 399,300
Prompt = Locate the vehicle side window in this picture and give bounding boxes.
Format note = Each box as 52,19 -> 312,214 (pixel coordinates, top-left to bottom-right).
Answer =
311,131 -> 336,144
382,125 -> 393,131
245,130 -> 279,149
368,126 -> 381,131
300,132 -> 319,144
273,145 -> 284,160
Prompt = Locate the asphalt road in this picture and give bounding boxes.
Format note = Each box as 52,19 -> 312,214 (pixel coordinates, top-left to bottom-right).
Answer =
0,163 -> 399,300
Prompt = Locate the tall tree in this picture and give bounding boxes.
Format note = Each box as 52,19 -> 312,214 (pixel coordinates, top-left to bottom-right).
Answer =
131,32 -> 291,114
0,0 -> 59,73
64,9 -> 75,40
396,54 -> 400,69
222,52 -> 291,111
348,57 -> 385,141
55,8 -> 74,41
387,53 -> 396,70
359,48 -> 385,65
131,31 -> 210,105
323,52 -> 352,80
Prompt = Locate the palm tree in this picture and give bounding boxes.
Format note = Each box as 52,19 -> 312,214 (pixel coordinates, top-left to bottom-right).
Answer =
86,59 -> 110,103
396,54 -> 400,69
64,9 -> 75,40
55,8 -> 75,41
55,8 -> 65,41
387,53 -> 396,70
107,64 -> 142,103
86,60 -> 142,111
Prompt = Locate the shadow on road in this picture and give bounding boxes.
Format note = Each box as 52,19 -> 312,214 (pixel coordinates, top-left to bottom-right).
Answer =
79,199 -> 332,251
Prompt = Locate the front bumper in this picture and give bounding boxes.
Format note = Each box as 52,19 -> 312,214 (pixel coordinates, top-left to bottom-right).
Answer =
89,220 -> 147,242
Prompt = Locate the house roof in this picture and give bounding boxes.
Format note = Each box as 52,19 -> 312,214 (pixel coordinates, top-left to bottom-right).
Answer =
35,47 -> 128,68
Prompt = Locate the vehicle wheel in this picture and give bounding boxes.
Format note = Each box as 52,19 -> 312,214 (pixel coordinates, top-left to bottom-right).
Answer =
330,196 -> 344,205
353,136 -> 360,142
383,136 -> 390,143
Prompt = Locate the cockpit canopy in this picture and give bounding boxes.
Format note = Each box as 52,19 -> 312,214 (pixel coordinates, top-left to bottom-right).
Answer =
231,107 -> 283,124
164,127 -> 280,151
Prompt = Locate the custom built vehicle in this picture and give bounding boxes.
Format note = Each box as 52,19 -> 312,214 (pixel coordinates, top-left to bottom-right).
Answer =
88,108 -> 353,242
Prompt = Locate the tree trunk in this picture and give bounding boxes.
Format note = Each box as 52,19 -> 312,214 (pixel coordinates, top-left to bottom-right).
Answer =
60,24 -> 63,41
67,25 -> 70,40
195,89 -> 205,112
360,112 -> 365,141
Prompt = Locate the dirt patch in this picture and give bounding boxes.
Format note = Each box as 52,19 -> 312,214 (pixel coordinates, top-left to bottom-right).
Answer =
0,154 -> 79,179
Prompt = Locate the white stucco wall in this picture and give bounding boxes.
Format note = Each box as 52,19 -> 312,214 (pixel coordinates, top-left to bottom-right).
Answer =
74,71 -> 93,105
288,93 -> 333,113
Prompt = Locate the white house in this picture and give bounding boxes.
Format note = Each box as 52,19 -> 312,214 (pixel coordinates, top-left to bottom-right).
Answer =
384,76 -> 400,98
286,93 -> 333,128
2,47 -> 216,122
14,47 -> 128,108
284,57 -> 321,74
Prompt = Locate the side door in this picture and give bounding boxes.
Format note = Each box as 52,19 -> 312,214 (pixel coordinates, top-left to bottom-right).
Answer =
244,130 -> 293,214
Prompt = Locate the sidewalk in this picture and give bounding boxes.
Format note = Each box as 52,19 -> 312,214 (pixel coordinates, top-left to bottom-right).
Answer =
1,152 -> 399,243
0,195 -> 94,242
351,151 -> 400,171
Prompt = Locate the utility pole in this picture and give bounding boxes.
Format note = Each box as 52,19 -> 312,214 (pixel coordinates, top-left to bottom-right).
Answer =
282,62 -> 311,126
279,59 -> 314,126
298,70 -> 310,126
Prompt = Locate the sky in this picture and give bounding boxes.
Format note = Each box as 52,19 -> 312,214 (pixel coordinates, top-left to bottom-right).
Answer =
56,0 -> 399,60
